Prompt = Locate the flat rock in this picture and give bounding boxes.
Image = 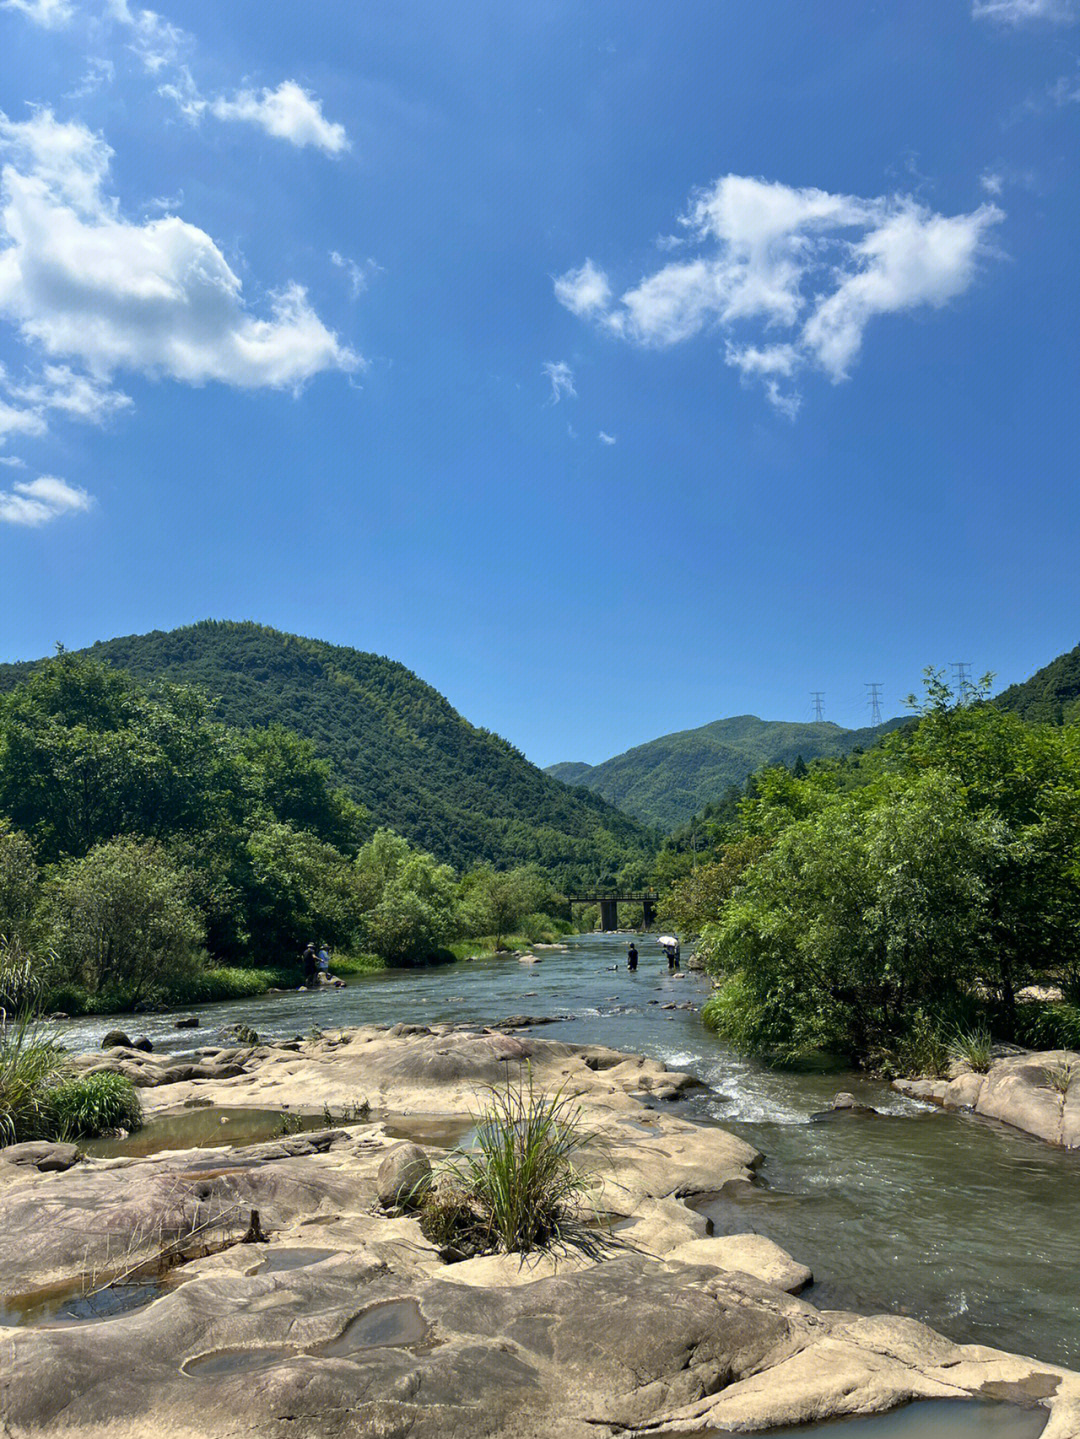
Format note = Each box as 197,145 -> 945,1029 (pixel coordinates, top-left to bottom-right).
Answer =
665,1233 -> 813,1293
0,1141 -> 81,1173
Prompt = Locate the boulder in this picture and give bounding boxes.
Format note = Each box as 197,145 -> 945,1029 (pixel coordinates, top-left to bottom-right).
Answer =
174,1015 -> 200,1029
0,1141 -> 81,1173
666,1233 -> 813,1293
377,1141 -> 432,1209
133,1036 -> 154,1052
100,1030 -> 133,1049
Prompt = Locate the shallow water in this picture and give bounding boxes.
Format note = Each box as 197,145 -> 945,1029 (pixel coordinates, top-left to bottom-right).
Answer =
82,1106 -> 326,1157
317,1298 -> 429,1356
56,934 -> 1080,1369
0,1277 -> 170,1327
682,1399 -> 1047,1438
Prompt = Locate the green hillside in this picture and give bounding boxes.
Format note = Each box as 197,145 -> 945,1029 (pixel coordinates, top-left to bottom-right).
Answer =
994,643 -> 1080,725
545,714 -> 905,829
0,622 -> 655,884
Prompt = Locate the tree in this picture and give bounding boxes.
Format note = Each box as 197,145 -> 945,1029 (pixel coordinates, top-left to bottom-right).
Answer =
0,822 -> 39,949
704,772 -> 996,1063
355,829 -> 459,964
46,838 -> 205,1004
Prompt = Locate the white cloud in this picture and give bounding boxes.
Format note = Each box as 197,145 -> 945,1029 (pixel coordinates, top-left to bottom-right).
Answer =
598,430 -> 616,444
981,170 -> 1005,195
0,455 -> 28,467
556,174 -> 1002,412
543,360 -> 576,403
553,258 -> 611,317
972,0 -> 1075,21
107,0 -> 190,74
331,251 -> 382,297
9,364 -> 133,422
209,81 -> 349,155
0,474 -> 92,526
1,0 -> 73,28
0,110 -> 359,391
0,394 -> 47,444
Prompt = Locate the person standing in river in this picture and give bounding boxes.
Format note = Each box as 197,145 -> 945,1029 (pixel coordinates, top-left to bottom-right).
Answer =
627,942 -> 638,971
302,943 -> 318,987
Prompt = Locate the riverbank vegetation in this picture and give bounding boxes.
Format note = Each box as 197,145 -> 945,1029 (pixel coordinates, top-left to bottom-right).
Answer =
0,653 -> 581,1017
669,671 -> 1080,1072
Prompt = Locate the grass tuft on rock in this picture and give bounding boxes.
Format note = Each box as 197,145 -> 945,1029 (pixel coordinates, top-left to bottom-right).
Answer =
420,1068 -> 595,1258
0,1016 -> 68,1145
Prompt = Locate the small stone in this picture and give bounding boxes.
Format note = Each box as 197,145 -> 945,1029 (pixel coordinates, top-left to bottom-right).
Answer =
101,1030 -> 133,1049
377,1142 -> 432,1210
175,1016 -> 200,1029
132,1037 -> 154,1052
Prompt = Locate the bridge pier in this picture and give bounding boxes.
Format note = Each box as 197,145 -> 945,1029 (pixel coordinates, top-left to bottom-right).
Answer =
600,899 -> 619,931
642,899 -> 657,929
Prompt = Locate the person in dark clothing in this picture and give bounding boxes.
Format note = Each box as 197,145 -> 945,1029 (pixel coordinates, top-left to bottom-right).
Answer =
302,943 -> 318,987
673,941 -> 681,970
627,943 -> 639,971
665,944 -> 676,970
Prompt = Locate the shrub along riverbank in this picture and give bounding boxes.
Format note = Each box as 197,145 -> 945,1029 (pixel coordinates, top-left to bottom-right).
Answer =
664,671 -> 1080,1073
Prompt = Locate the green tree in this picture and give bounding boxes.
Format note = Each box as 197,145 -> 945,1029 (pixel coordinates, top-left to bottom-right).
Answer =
355,829 -> 459,963
46,837 -> 205,1005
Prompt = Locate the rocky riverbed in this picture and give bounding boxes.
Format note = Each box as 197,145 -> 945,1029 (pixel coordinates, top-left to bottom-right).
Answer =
2,1024 -> 1078,1438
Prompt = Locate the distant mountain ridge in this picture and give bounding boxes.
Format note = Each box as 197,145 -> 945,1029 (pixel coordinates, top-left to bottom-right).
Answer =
547,714 -> 906,829
0,621 -> 655,882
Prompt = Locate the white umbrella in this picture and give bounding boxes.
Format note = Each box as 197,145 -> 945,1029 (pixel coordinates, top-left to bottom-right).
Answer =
657,934 -> 678,947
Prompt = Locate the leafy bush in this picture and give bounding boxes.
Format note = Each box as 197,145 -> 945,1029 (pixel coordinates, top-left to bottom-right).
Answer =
49,1071 -> 142,1138
423,1070 -> 594,1256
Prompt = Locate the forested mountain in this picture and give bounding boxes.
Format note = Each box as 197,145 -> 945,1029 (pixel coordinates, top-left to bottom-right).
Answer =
546,714 -> 906,830
0,622 -> 654,883
994,643 -> 1080,726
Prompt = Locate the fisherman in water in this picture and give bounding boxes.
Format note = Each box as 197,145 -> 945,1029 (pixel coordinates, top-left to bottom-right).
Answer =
627,942 -> 639,971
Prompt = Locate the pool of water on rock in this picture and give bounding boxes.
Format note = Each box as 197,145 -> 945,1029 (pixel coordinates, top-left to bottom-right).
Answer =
57,933 -> 1080,1370
0,1276 -> 172,1327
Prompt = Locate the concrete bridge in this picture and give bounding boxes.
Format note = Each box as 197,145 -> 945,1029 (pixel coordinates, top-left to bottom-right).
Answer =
565,892 -> 659,931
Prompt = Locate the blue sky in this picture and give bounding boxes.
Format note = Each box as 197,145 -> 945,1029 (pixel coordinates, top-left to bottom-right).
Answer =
0,0 -> 1078,768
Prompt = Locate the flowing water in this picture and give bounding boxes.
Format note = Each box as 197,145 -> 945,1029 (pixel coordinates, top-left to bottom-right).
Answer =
56,933 -> 1080,1370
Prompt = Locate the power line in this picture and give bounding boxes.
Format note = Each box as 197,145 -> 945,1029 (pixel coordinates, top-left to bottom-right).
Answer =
811,691 -> 825,723
866,683 -> 883,726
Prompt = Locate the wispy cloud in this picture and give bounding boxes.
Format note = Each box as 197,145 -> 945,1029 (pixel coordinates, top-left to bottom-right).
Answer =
555,174 -> 1002,414
543,360 -> 576,403
107,0 -> 191,74
598,430 -> 616,445
0,109 -> 359,393
0,474 -> 93,526
0,0 -> 74,28
331,251 -> 383,297
972,0 -> 1075,22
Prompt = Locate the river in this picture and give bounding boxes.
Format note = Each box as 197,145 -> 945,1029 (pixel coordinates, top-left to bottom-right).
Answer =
56,932 -> 1080,1372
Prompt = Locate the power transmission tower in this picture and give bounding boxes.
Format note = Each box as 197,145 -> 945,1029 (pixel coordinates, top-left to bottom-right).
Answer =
811,691 -> 825,722
951,661 -> 972,704
866,683 -> 883,726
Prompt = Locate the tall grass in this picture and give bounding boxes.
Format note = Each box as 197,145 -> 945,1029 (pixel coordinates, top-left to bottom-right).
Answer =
50,1071 -> 143,1138
433,1068 -> 594,1255
0,1015 -> 69,1146
949,1025 -> 995,1073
